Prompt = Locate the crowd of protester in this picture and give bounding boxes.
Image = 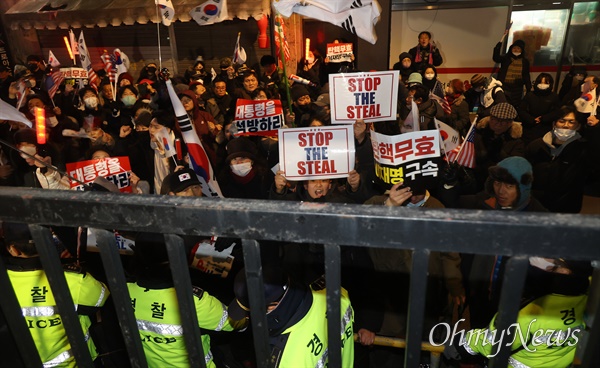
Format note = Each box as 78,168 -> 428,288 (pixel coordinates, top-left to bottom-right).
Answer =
0,28 -> 598,368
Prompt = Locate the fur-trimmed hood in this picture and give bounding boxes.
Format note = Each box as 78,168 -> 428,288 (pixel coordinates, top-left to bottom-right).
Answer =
477,116 -> 523,139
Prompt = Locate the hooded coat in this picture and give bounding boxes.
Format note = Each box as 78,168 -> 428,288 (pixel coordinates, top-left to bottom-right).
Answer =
493,40 -> 532,104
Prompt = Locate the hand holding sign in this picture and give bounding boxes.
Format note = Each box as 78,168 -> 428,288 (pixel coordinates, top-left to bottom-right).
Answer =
386,182 -> 412,206
330,70 -> 399,124
274,170 -> 288,194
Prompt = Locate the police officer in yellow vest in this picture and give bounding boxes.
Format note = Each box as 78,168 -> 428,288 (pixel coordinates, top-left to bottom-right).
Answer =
444,257 -> 591,368
127,232 -> 243,368
3,222 -> 109,367
229,266 -> 355,367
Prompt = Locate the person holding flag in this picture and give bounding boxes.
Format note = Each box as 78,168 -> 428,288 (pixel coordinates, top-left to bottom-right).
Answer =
147,109 -> 181,194
163,69 -> 223,197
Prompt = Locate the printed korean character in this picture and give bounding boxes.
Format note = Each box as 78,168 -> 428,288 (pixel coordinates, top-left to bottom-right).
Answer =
561,308 -> 576,325
243,104 -> 255,119
64,70 -> 72,78
394,139 -> 414,161
72,69 -> 80,78
265,100 -> 276,115
378,142 -> 394,163
81,70 -> 88,78
271,115 -> 282,130
31,286 -> 49,303
94,159 -> 109,177
414,135 -> 436,156
389,167 -> 404,185
333,46 -> 341,53
235,105 -> 246,120
404,162 -> 421,181
69,168 -> 84,182
421,161 -> 438,177
131,298 -> 136,310
307,333 -> 324,356
340,45 -> 346,52
83,164 -> 97,182
151,302 -> 167,319
255,102 -> 266,117
246,119 -> 259,133
375,163 -> 389,183
235,120 -> 248,134
107,158 -> 121,174
259,117 -> 271,131
327,46 -> 334,55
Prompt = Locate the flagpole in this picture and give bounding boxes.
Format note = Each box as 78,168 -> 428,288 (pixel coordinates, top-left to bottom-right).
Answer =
453,118 -> 477,163
155,0 -> 163,70
275,12 -> 293,125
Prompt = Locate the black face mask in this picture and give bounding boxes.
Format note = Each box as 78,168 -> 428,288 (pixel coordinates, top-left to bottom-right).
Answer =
146,67 -> 157,75
28,63 -> 39,72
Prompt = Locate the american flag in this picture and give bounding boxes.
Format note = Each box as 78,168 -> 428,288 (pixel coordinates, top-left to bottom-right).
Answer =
274,13 -> 291,65
46,69 -> 65,100
446,122 -> 476,168
100,50 -> 116,83
429,92 -> 452,116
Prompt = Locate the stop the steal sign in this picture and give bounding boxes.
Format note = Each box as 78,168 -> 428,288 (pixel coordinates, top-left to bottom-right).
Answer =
278,126 -> 355,180
329,70 -> 399,124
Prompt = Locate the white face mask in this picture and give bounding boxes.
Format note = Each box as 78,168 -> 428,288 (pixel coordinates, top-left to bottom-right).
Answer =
231,162 -> 252,177
529,257 -> 555,271
553,128 -> 577,141
537,84 -> 550,90
84,97 -> 99,109
407,198 -> 426,207
19,145 -> 37,160
424,73 -> 435,80
512,52 -> 521,57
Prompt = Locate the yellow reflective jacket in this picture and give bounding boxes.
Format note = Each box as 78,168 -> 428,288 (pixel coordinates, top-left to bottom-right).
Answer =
127,283 -> 237,368
8,265 -> 109,367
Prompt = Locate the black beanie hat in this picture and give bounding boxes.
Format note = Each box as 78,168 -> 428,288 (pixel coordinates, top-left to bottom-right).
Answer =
291,85 -> 310,101
14,128 -> 37,145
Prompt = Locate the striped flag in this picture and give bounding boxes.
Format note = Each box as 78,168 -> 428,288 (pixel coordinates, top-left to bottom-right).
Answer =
274,14 -> 291,64
100,50 -> 116,83
165,79 -> 223,198
46,69 -> 65,100
77,31 -> 98,85
446,121 -> 476,168
429,92 -> 452,116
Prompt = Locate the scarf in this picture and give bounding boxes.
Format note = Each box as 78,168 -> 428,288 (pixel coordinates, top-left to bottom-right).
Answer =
414,44 -> 434,64
504,58 -> 523,85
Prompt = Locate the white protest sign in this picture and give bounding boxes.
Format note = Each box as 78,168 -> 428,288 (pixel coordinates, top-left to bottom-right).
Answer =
278,125 -> 355,180
329,70 -> 399,124
326,43 -> 353,63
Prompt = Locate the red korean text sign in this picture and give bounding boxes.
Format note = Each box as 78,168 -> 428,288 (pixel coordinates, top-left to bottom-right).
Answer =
234,99 -> 284,136
278,125 -> 355,180
66,156 -> 132,193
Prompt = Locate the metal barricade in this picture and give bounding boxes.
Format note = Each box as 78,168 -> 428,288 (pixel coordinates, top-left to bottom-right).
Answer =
0,187 -> 599,368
